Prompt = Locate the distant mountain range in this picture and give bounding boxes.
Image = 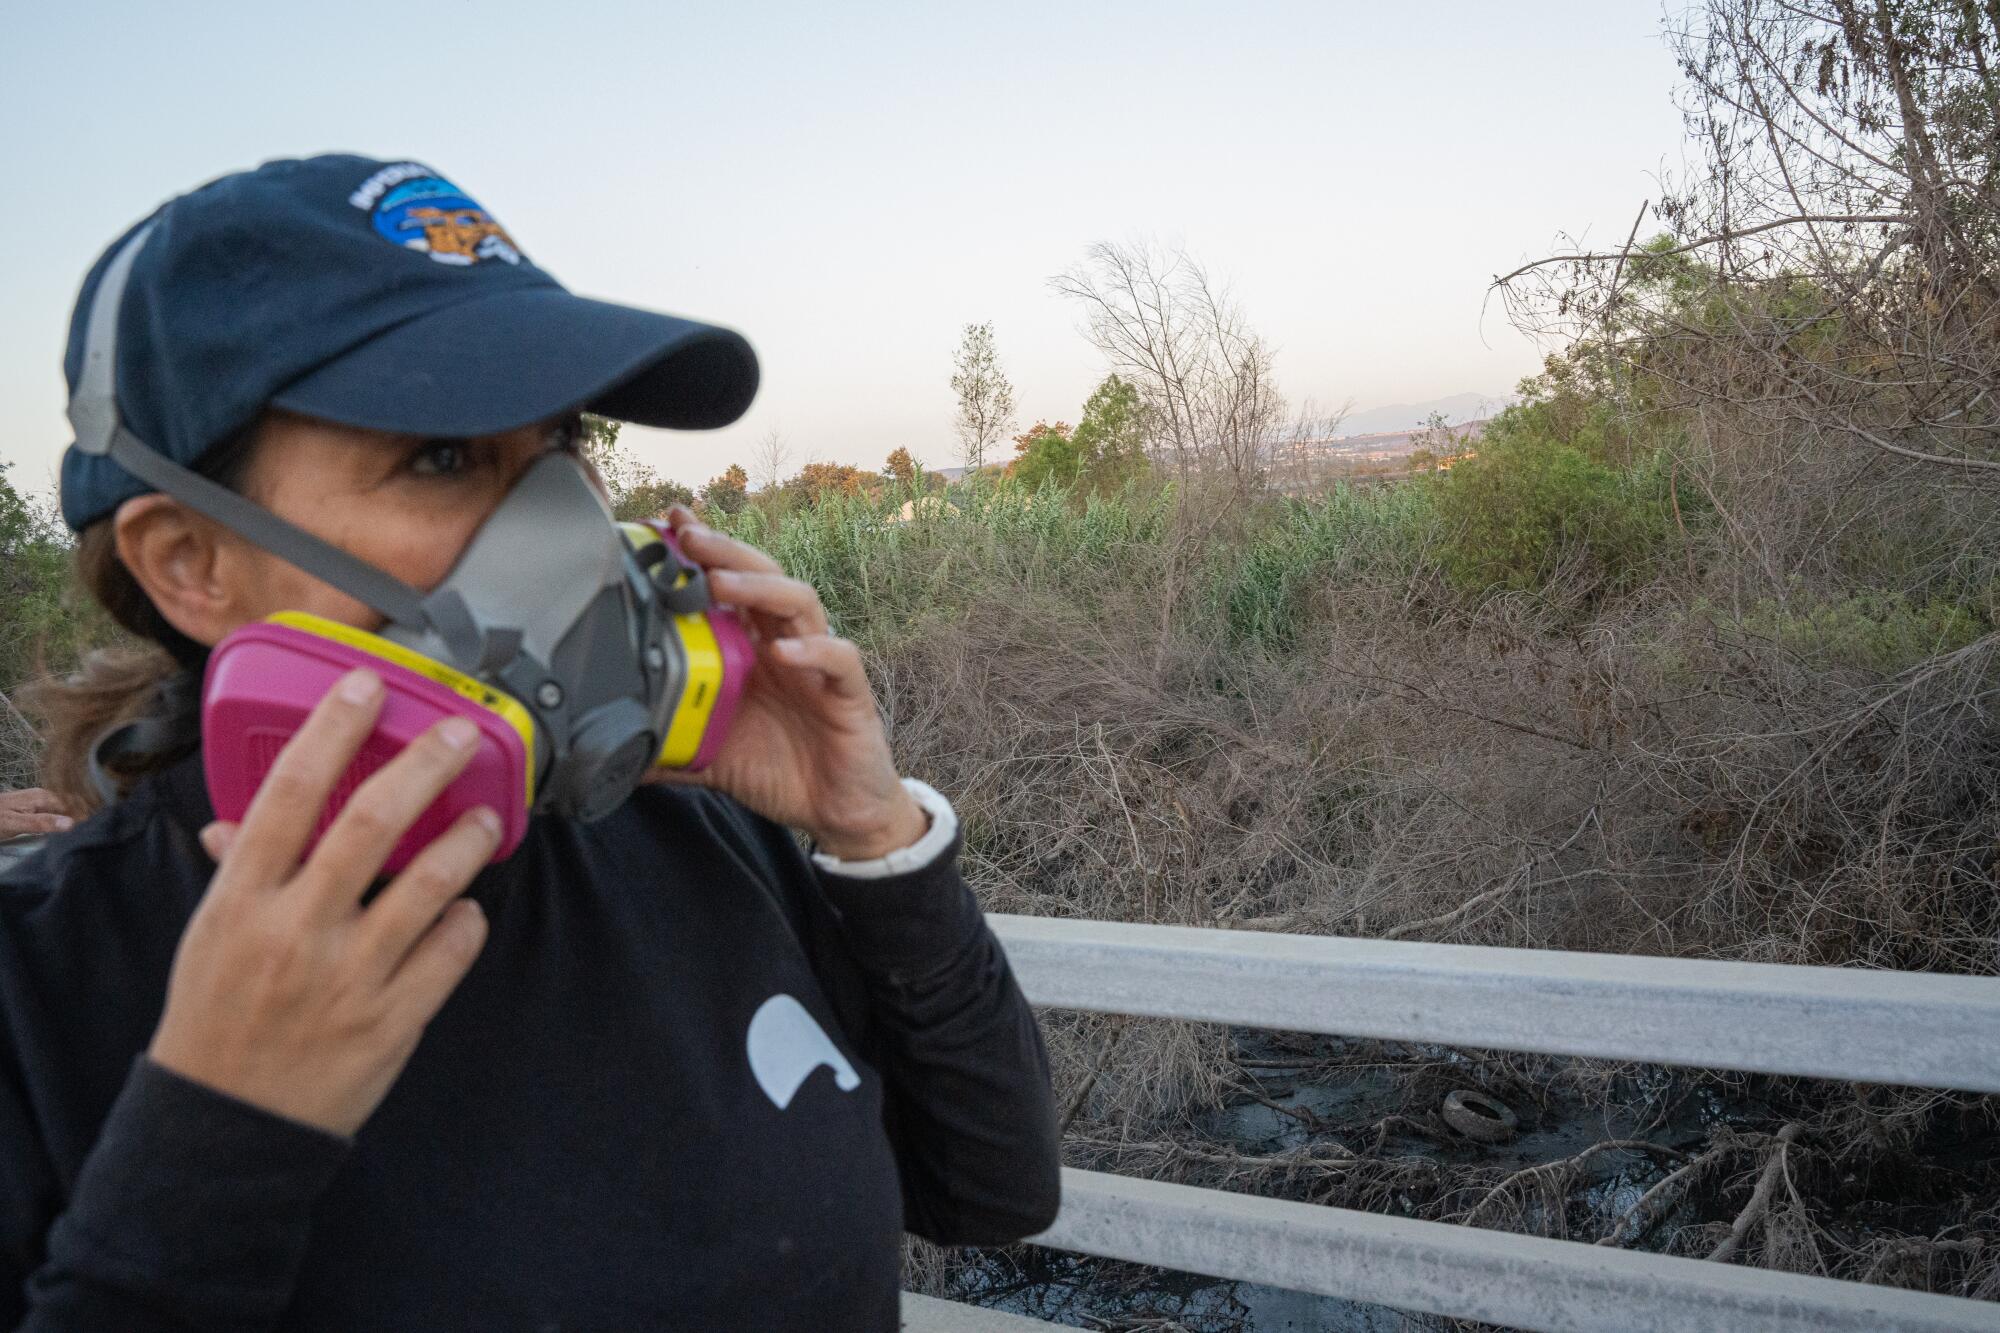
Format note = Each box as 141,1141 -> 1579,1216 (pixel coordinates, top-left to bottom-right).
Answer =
1325,392 -> 1513,439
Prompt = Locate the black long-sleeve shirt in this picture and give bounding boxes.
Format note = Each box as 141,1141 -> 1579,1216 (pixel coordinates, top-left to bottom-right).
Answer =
0,752 -> 1059,1330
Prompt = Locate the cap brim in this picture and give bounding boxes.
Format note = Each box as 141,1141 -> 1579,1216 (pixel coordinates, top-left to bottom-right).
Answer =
268,286 -> 758,436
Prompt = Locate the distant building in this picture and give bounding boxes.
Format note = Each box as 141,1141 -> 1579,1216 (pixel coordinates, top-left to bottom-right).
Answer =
1268,419 -> 1488,469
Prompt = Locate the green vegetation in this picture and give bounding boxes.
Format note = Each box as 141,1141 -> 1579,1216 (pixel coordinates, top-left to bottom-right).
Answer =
1012,375 -> 1150,494
698,463 -> 749,517
1213,483 -> 1436,650
1,468 -> 92,690
1731,589 -> 1990,674
580,415 -> 696,521
1,465 -> 110,785
1433,403 -> 1686,597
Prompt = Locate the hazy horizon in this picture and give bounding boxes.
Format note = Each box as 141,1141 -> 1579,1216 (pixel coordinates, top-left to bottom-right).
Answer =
2,1 -> 1687,503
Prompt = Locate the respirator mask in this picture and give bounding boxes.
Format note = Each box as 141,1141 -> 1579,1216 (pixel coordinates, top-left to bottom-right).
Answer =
69,223 -> 752,871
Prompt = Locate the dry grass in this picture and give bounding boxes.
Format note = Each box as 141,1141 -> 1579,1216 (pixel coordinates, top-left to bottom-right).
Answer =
760,460 -> 1999,1314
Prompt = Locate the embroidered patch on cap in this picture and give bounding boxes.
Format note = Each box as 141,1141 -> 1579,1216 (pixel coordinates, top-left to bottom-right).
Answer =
347,162 -> 522,267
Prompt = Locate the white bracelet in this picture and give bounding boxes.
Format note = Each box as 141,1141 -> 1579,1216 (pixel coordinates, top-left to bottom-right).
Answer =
809,778 -> 958,879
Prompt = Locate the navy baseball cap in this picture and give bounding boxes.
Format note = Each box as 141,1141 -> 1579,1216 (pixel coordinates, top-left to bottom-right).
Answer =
59,154 -> 758,531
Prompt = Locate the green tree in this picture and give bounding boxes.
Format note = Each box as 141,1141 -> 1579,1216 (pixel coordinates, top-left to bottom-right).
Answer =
700,463 -> 750,516
1,464 -> 119,784
1433,402 -> 1680,597
617,476 -> 698,521
883,447 -> 921,490
1069,375 -> 1149,491
786,461 -> 878,506
950,322 -> 1015,473
578,414 -> 624,472
1,464 -> 67,692
1010,421 -> 1082,490
579,414 -> 696,521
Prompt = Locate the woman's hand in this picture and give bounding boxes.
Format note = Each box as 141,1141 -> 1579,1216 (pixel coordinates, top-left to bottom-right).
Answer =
0,788 -> 74,839
149,667 -> 495,1138
648,506 -> 926,861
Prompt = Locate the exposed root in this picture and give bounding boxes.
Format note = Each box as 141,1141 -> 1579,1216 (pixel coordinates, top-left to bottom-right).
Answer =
1596,1136 -> 1747,1248
1707,1122 -> 1805,1263
1463,1139 -> 1685,1230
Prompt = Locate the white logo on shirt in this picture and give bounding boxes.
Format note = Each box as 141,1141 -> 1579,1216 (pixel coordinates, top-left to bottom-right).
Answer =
747,994 -> 860,1110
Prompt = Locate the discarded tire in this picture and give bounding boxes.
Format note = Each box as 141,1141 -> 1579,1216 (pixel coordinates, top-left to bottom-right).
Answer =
1442,1089 -> 1519,1143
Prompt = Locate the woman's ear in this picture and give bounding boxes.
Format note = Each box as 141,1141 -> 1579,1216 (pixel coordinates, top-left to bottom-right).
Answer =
111,494 -> 244,649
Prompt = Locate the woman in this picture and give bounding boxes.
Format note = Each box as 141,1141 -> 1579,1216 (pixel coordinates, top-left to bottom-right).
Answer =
0,155 -> 1058,1330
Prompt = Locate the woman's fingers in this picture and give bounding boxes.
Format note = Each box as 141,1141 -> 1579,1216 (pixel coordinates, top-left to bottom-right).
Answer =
706,569 -> 830,637
385,897 -> 489,1030
0,788 -> 69,815
664,507 -> 834,642
356,806 -> 500,983
220,668 -> 386,891
666,506 -> 782,575
151,679 -> 494,1141
0,795 -> 74,837
297,714 -> 485,916
768,634 -> 870,700
198,821 -> 240,862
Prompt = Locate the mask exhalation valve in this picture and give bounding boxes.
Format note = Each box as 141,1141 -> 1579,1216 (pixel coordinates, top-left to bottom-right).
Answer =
563,698 -> 659,822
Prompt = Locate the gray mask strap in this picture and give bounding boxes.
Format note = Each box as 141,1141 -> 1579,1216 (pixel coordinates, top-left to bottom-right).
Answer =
102,432 -> 433,630
68,222 -> 433,635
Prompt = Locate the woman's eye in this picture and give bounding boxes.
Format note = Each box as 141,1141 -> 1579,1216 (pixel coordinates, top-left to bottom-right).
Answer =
409,439 -> 469,476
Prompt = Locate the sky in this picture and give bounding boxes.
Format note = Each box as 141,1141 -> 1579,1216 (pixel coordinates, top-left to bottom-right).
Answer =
0,0 -> 1689,500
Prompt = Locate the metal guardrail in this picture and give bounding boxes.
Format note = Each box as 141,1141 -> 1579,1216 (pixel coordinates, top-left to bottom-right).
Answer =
903,915 -> 2000,1332
900,1292 -> 1051,1330
1036,1169 -> 1991,1333
988,914 -> 2000,1094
